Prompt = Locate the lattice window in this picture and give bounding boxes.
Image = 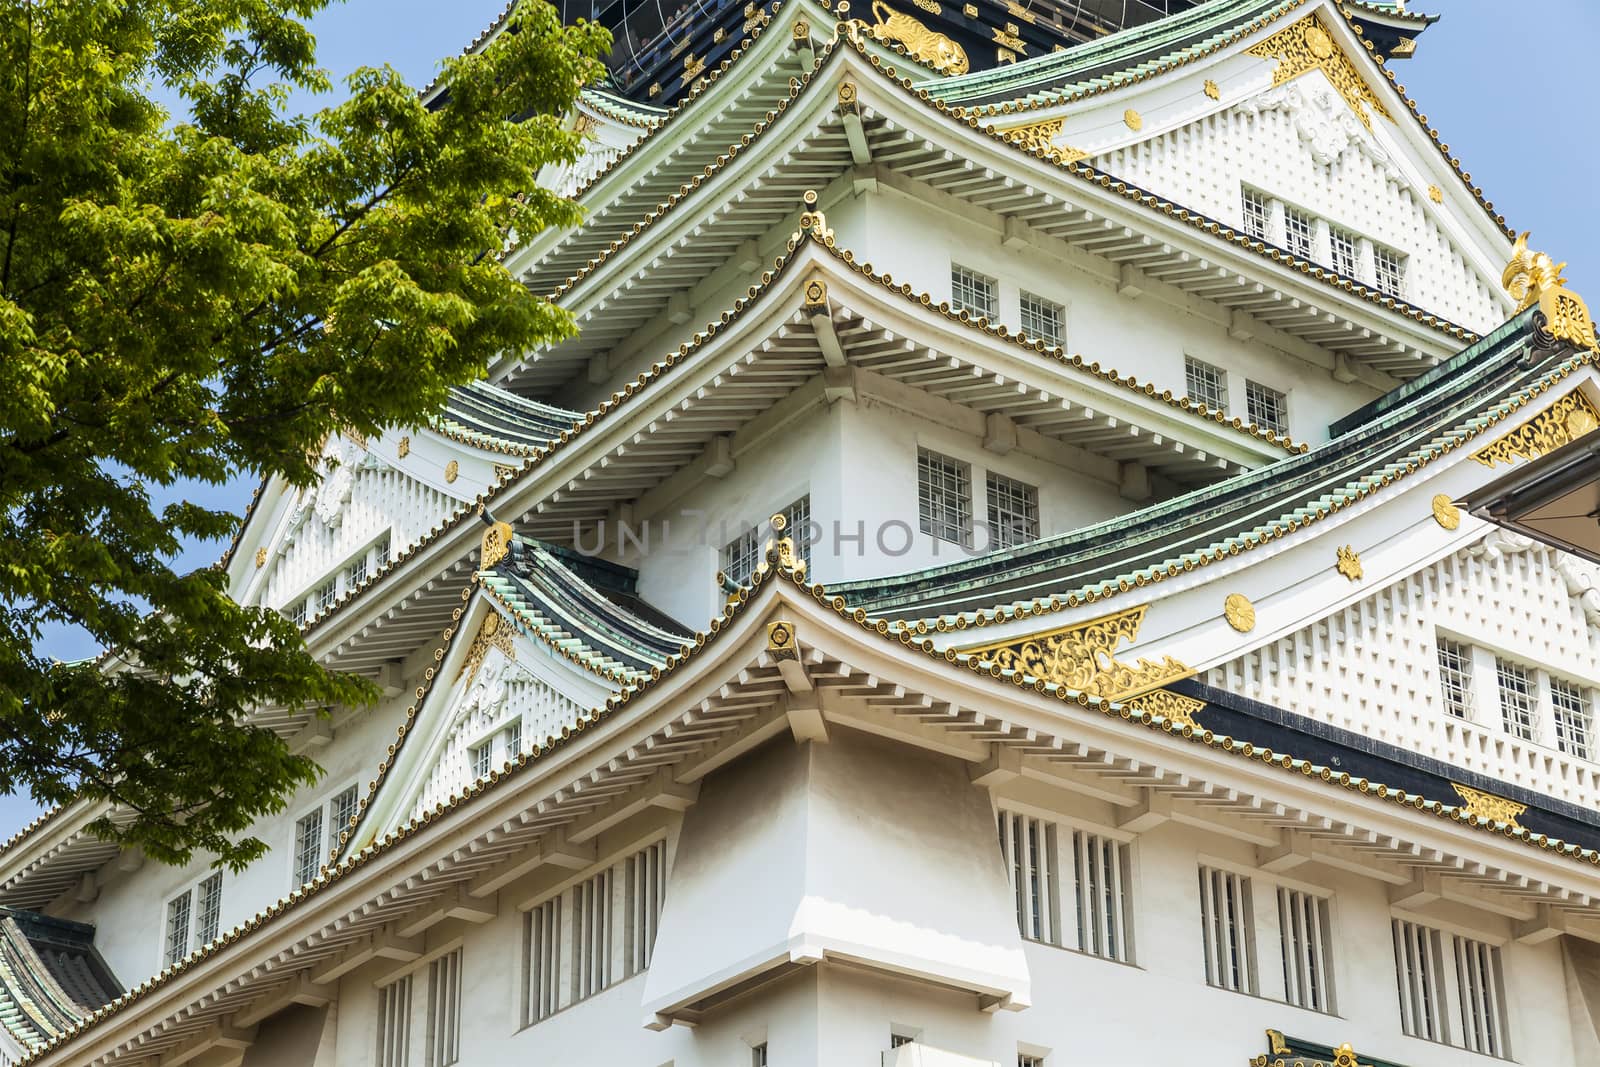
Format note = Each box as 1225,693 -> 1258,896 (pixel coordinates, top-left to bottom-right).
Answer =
1070,829 -> 1133,963
376,974 -> 413,1067
163,891 -> 192,968
1198,867 -> 1256,993
951,264 -> 997,319
315,577 -> 338,616
1329,226 -> 1360,278
1278,888 -> 1334,1013
1374,245 -> 1407,296
1184,356 -> 1227,412
999,811 -> 1055,944
625,840 -> 666,976
523,898 -> 561,1025
722,496 -> 811,585
330,785 -> 359,847
1245,380 -> 1288,435
503,720 -> 523,761
1283,207 -> 1314,260
471,741 -> 493,781
1240,187 -> 1271,241
1393,919 -> 1446,1043
999,812 -> 1133,963
1019,291 -> 1064,346
375,533 -> 392,568
918,448 -> 972,547
986,472 -> 1039,550
293,807 -> 325,886
1436,638 -> 1475,719
1453,935 -> 1508,1058
194,873 -> 222,947
346,554 -> 368,588
1552,678 -> 1591,759
425,949 -> 462,1067
288,598 -> 308,628
1496,658 -> 1537,741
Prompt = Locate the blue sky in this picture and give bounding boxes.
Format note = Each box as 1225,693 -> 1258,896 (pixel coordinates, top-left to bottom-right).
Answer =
8,0 -> 1598,837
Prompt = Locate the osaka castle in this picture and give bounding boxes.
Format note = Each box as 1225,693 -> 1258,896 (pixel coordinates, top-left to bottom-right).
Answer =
19,0 -> 1600,1064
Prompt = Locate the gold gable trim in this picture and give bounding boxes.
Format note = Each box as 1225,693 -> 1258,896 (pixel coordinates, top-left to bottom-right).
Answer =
1120,689 -> 1205,728
997,118 -> 1087,165
1503,231 -> 1600,352
1245,14 -> 1391,130
956,604 -> 1192,700
459,612 -> 516,683
1470,387 -> 1600,468
1452,783 -> 1526,829
868,0 -> 970,75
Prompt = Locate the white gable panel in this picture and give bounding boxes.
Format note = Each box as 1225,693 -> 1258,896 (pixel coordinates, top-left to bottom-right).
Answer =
1205,533 -> 1600,810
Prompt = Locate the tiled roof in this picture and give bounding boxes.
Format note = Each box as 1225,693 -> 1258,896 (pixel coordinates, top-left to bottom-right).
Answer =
0,910 -> 119,1053
434,380 -> 583,456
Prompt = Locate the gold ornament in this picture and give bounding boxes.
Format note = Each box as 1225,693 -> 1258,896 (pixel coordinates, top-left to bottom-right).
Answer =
1121,689 -> 1205,728
1471,387 -> 1600,468
998,118 -> 1086,164
767,620 -> 798,661
459,612 -> 516,682
1223,593 -> 1256,633
1331,1044 -> 1371,1067
493,464 -> 517,482
803,276 -> 829,309
444,460 -> 459,483
1335,545 -> 1363,581
1502,232 -> 1599,351
1452,782 -> 1526,829
1123,108 -> 1143,131
1203,78 -> 1220,100
253,547 -> 267,569
868,1 -> 969,74
1267,1031 -> 1292,1056
481,521 -> 513,568
957,604 -> 1193,701
1427,184 -> 1443,203
1431,494 -> 1460,530
1246,14 -> 1391,130
397,435 -> 410,459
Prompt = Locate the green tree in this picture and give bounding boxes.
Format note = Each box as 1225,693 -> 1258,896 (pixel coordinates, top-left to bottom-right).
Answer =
0,0 -> 608,867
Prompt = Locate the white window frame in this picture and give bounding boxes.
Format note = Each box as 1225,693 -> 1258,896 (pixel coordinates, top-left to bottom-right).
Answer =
281,532 -> 394,625
1277,886 -> 1335,1013
1435,637 -> 1475,720
1373,243 -> 1407,296
985,471 -> 1039,550
1282,205 -> 1315,260
376,972 -> 413,1067
1392,916 -> 1510,1058
1551,675 -> 1593,759
1244,379 -> 1288,436
163,871 -> 224,968
1495,657 -> 1538,741
997,806 -> 1136,964
1240,186 -> 1272,242
951,264 -> 998,320
1184,355 -> 1228,413
291,781 -> 360,887
1018,290 -> 1065,347
721,496 -> 812,585
1328,225 -> 1360,278
424,948 -> 463,1067
1197,864 -> 1257,995
918,448 -> 973,548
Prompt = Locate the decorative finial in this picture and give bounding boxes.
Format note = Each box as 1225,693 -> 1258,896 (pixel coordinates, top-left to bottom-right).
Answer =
1503,232 -> 1599,350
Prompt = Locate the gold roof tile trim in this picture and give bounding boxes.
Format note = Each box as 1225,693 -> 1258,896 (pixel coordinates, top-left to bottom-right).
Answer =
1452,783 -> 1526,830
1117,688 -> 1205,729
952,603 -> 1193,700
1245,13 -> 1391,130
1470,386 -> 1600,469
24,542 -> 1600,1066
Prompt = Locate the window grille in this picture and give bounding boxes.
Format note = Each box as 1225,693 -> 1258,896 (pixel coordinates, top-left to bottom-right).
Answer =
524,898 -> 561,1025
316,577 -> 338,615
1245,380 -> 1288,435
1495,658 -> 1537,740
471,741 -> 492,781
163,891 -> 192,968
1198,867 -> 1256,993
330,785 -> 360,846
986,472 -> 1039,550
999,811 -> 1055,944
1019,291 -> 1065,346
1374,245 -> 1406,295
572,868 -> 612,1001
1453,935 -> 1507,1057
722,497 -> 811,585
376,974 -> 413,1067
375,534 -> 392,568
1392,919 -> 1511,1057
1393,919 -> 1445,1043
1070,830 -> 1133,963
917,449 -> 972,547
1241,188 -> 1271,241
1277,888 -> 1334,1012
346,555 -> 368,588
1551,677 -> 1592,759
752,1044 -> 769,1067
425,949 -> 462,1067
193,873 -> 222,948
1329,226 -> 1359,278
503,720 -> 523,762
288,598 -> 308,627
625,840 -> 667,976
1184,356 -> 1227,412
951,265 -> 997,319
1283,207 -> 1314,260
293,807 -> 325,885
1436,639 -> 1475,719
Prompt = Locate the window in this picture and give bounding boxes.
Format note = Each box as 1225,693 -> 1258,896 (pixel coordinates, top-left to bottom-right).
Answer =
523,897 -> 561,1026
572,867 -> 611,1001
375,533 -> 392,568
425,949 -> 462,1067
1241,188 -> 1271,241
998,811 -> 1133,963
1069,829 -> 1132,963
504,720 -> 523,762
1184,356 -> 1228,412
1392,919 -> 1509,1057
163,873 -> 223,968
1552,678 -> 1592,759
1245,380 -> 1288,435
1283,206 -> 1314,260
752,1044 -> 769,1067
951,265 -> 997,319
471,741 -> 493,781
346,554 -> 368,589
1018,1056 -> 1045,1067
288,598 -> 308,628
721,496 -> 811,585
1496,658 -> 1537,741
316,577 -> 338,616
918,448 -> 972,547
1374,245 -> 1406,296
330,784 -> 359,845
1019,291 -> 1064,346
986,472 -> 1039,550
1198,866 -> 1256,994
999,811 -> 1054,944
293,785 -> 359,886
1436,639 -> 1475,720
625,840 -> 666,976
376,974 -> 413,1067
1328,226 -> 1359,278
890,1033 -> 916,1049
1277,888 -> 1334,1013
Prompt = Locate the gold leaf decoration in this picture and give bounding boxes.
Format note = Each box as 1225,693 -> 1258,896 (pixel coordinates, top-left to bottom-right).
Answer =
481,521 -> 513,568
459,612 -> 516,683
1427,184 -> 1443,203
766,619 -> 798,661
1471,388 -> 1600,468
1246,14 -> 1391,130
998,118 -> 1087,165
254,547 -> 267,569
956,604 -> 1192,700
1123,108 -> 1142,131
1452,782 -> 1526,829
1203,78 -> 1220,100
444,460 -> 460,483
397,435 -> 410,459
1223,593 -> 1256,633
1502,232 -> 1600,351
1431,494 -> 1461,530
1335,545 -> 1363,581
868,1 -> 969,75
1121,689 -> 1206,728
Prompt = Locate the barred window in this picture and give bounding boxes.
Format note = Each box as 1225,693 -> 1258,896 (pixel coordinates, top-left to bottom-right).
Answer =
1283,207 -> 1314,260
722,497 -> 811,585
986,472 -> 1039,550
471,741 -> 493,781
1374,245 -> 1407,296
1436,638 -> 1475,719
1018,1057 -> 1045,1067
288,598 -> 308,628
951,265 -> 998,319
752,1044 -> 769,1067
1184,356 -> 1227,413
1245,380 -> 1288,435
1453,935 -> 1508,1057
572,868 -> 612,1001
1069,829 -> 1133,963
1393,919 -> 1510,1057
375,533 -> 392,568
194,873 -> 222,947
998,811 -> 1134,963
1496,658 -> 1537,741
1198,866 -> 1256,993
376,974 -> 413,1067
1278,888 -> 1334,1013
999,811 -> 1054,944
1019,291 -> 1064,346
1329,226 -> 1359,278
163,891 -> 192,968
330,785 -> 359,845
293,807 -> 325,886
346,554 -> 368,589
918,448 -> 972,547
1393,919 -> 1445,1043
1241,188 -> 1271,241
503,720 -> 523,761
625,840 -> 666,976
524,897 -> 561,1025
425,948 -> 462,1067
1552,678 -> 1592,759
316,577 -> 338,615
